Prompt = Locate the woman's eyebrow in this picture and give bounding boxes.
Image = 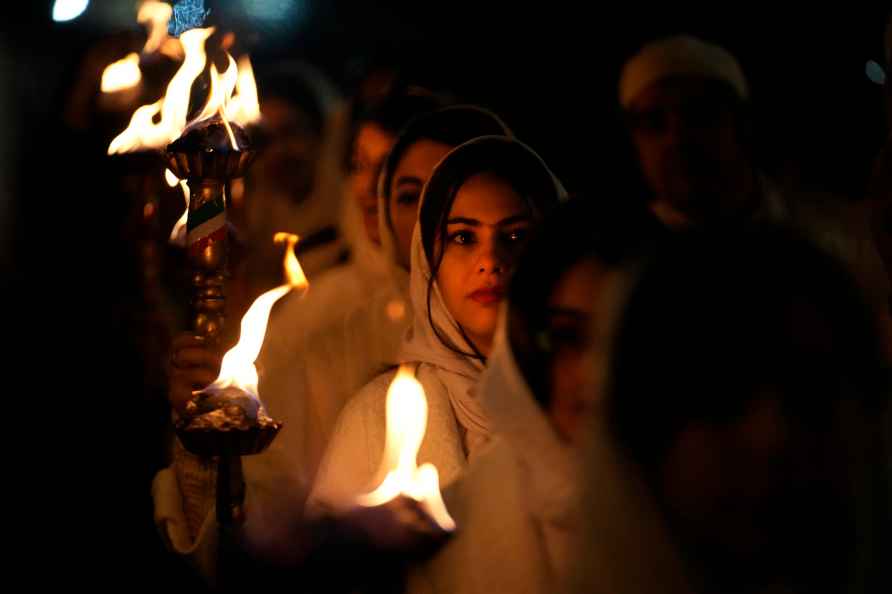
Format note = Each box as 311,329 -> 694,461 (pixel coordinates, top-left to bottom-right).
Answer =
497,214 -> 532,226
395,176 -> 424,188
447,217 -> 480,226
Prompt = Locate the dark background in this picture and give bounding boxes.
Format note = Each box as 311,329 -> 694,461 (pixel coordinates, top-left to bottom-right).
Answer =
3,1 -> 888,588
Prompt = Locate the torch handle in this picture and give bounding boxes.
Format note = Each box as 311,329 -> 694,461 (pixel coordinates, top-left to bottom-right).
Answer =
185,179 -> 229,340
216,454 -> 247,589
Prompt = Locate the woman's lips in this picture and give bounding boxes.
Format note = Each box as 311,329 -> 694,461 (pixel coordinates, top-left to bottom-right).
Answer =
468,287 -> 505,305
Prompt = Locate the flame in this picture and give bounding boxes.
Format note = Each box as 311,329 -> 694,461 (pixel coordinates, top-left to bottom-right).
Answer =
101,52 -> 142,93
205,234 -> 307,398
186,54 -> 240,149
227,56 -> 261,126
137,1 -> 173,54
108,27 -> 214,154
357,366 -> 456,532
184,53 -> 261,150
274,233 -> 308,288
108,24 -> 262,155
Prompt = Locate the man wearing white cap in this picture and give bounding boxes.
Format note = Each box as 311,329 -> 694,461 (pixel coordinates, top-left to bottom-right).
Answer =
620,35 -> 780,228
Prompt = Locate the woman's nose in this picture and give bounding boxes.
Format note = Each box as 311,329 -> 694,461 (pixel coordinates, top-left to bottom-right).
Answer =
476,238 -> 504,274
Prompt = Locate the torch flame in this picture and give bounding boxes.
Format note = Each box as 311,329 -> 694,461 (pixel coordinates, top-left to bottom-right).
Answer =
137,0 -> 173,54
205,234 -> 307,398
357,366 -> 457,532
187,54 -> 240,150
100,52 -> 142,93
227,55 -> 261,126
108,27 -> 214,155
108,25 -> 262,155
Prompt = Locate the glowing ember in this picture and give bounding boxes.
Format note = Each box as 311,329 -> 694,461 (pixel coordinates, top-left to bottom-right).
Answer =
203,234 -> 307,400
101,52 -> 142,93
357,366 -> 456,532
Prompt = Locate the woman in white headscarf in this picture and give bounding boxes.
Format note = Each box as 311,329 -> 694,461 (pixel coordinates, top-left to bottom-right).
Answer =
283,106 -> 516,472
405,196 -> 663,594
150,107 -> 514,581
307,136 -> 566,516
574,226 -> 891,594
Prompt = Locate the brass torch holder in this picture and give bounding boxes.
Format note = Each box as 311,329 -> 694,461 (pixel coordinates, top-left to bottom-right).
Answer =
165,122 -> 280,578
165,120 -> 256,341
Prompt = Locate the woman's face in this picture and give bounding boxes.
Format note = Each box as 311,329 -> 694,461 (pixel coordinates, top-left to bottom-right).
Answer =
436,173 -> 532,357
545,259 -> 608,444
350,122 -> 396,245
389,139 -> 454,269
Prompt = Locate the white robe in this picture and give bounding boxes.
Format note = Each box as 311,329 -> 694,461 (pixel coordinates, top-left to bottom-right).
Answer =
151,112 -> 410,578
307,208 -> 490,515
405,308 -> 578,594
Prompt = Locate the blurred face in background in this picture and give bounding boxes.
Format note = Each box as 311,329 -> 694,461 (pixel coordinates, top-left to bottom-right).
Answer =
350,122 -> 396,245
388,139 -> 453,269
655,304 -> 862,591
545,258 -> 610,444
628,77 -> 756,224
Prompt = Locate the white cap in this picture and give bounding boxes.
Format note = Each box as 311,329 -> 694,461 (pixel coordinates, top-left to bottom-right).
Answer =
619,35 -> 749,109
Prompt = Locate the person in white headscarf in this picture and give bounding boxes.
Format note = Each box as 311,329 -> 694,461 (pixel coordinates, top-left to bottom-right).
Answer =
307,136 -> 566,519
574,226 -> 891,594
149,106 -> 513,582
619,34 -> 774,229
404,196 -> 663,594
274,106 -> 516,477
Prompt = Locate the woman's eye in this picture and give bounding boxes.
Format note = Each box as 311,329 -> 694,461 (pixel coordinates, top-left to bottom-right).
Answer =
505,228 -> 529,243
449,230 -> 474,245
396,191 -> 420,206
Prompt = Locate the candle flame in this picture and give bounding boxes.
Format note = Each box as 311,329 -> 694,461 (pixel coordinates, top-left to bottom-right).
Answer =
137,0 -> 173,54
205,234 -> 307,399
357,366 -> 456,532
100,52 -> 142,93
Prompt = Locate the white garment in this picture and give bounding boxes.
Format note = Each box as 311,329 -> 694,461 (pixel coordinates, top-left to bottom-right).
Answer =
619,35 -> 749,108
151,109 -> 407,578
406,307 -> 579,594
307,206 -> 490,515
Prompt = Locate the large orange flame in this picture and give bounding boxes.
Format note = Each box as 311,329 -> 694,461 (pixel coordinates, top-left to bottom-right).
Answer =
108,27 -> 214,154
357,366 -> 457,532
204,234 -> 307,400
107,25 -> 262,154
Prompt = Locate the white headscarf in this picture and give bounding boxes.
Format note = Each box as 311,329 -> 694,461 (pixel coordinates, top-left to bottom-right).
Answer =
397,135 -> 566,457
619,34 -> 749,109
